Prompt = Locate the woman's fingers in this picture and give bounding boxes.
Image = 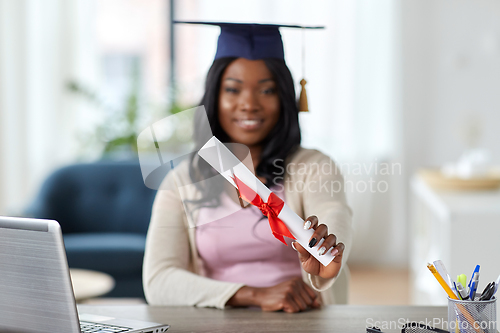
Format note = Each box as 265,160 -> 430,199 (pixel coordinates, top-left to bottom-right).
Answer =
303,215 -> 318,230
331,242 -> 345,258
290,291 -> 308,311
302,216 -> 343,266
284,280 -> 309,312
304,215 -> 329,249
282,295 -> 300,313
308,224 -> 327,248
317,234 -> 337,256
290,280 -> 317,311
301,280 -> 318,301
295,281 -> 314,307
291,241 -> 311,262
259,278 -> 322,313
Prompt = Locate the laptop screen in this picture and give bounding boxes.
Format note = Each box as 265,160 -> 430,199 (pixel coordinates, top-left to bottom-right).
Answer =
0,216 -> 81,333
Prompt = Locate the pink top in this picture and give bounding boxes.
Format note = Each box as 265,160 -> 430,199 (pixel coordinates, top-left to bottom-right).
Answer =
195,185 -> 302,288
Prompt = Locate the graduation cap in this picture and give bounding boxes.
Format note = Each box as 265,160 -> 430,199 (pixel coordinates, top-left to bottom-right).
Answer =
174,21 -> 325,112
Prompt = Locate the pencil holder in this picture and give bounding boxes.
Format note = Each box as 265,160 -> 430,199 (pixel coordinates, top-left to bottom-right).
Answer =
447,296 -> 496,333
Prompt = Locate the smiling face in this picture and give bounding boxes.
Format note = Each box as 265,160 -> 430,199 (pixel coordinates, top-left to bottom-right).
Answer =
218,58 -> 281,151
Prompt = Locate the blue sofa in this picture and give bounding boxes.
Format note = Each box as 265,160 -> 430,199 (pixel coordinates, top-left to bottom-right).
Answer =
27,161 -> 157,298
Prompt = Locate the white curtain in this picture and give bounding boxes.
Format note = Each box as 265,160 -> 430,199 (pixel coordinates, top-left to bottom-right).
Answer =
0,0 -> 96,215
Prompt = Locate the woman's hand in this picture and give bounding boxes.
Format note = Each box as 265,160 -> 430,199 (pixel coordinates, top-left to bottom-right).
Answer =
292,215 -> 345,280
226,277 -> 321,313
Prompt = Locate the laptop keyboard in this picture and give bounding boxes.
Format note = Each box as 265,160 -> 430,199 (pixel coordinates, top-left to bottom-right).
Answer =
80,321 -> 133,332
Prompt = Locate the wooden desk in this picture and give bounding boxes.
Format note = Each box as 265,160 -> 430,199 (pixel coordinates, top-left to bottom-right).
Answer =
78,305 -> 449,333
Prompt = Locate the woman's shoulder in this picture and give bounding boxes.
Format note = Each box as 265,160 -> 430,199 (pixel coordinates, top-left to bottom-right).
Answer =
173,158 -> 191,176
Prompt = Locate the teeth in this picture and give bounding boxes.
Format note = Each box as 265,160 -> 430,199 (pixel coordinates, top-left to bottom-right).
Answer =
241,120 -> 259,126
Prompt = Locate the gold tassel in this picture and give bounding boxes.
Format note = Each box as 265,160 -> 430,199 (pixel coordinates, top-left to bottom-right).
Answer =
298,78 -> 309,112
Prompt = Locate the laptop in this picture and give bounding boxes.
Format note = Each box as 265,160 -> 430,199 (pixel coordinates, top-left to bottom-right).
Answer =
0,216 -> 170,333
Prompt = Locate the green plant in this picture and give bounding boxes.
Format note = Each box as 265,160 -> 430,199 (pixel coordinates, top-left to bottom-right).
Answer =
66,79 -> 187,158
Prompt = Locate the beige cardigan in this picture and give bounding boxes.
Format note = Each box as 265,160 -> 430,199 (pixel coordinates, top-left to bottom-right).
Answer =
143,147 -> 353,309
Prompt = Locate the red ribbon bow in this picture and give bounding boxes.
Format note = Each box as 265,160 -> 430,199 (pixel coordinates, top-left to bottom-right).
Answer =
231,175 -> 296,245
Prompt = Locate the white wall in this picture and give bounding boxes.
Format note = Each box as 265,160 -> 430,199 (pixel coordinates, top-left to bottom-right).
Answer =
401,0 -> 500,278
402,0 -> 500,176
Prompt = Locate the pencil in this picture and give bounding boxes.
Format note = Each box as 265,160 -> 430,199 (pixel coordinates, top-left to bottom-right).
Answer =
427,263 -> 458,299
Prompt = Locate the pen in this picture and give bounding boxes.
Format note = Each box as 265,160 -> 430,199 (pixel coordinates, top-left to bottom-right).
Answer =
456,282 -> 469,300
494,274 -> 500,296
468,265 -> 480,288
489,282 -> 496,299
469,272 -> 479,300
453,282 -> 462,300
479,282 -> 495,301
452,281 -> 459,298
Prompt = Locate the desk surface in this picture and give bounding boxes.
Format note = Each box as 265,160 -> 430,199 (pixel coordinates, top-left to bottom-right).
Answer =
78,305 -> 449,333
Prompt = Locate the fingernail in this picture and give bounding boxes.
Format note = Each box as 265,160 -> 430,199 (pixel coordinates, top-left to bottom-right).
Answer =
331,248 -> 339,256
308,238 -> 317,248
304,221 -> 312,230
291,242 -> 298,251
318,246 -> 326,256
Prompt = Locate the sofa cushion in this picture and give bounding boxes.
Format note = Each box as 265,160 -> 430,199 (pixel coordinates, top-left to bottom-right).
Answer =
27,162 -> 157,234
63,233 -> 146,276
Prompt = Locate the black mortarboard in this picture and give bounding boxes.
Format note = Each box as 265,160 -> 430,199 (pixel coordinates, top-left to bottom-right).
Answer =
174,21 -> 325,111
174,21 -> 323,60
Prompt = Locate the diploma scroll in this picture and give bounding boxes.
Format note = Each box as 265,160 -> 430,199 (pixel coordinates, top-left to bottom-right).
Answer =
198,136 -> 335,266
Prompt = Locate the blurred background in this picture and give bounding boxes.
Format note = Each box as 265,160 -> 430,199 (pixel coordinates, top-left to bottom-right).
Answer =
1,0 -> 500,305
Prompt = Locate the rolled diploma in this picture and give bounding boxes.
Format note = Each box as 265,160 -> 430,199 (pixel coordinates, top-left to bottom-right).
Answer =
198,136 -> 335,266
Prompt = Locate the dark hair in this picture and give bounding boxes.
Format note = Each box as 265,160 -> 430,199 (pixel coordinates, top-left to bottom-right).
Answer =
189,57 -> 301,208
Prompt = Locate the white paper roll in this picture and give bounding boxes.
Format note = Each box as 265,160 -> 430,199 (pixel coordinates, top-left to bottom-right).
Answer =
198,136 -> 335,266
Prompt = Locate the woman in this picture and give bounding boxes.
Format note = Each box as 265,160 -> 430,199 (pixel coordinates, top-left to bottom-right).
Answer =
143,22 -> 353,313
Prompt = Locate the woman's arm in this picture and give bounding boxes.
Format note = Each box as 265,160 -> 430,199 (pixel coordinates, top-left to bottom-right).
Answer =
142,170 -> 244,309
